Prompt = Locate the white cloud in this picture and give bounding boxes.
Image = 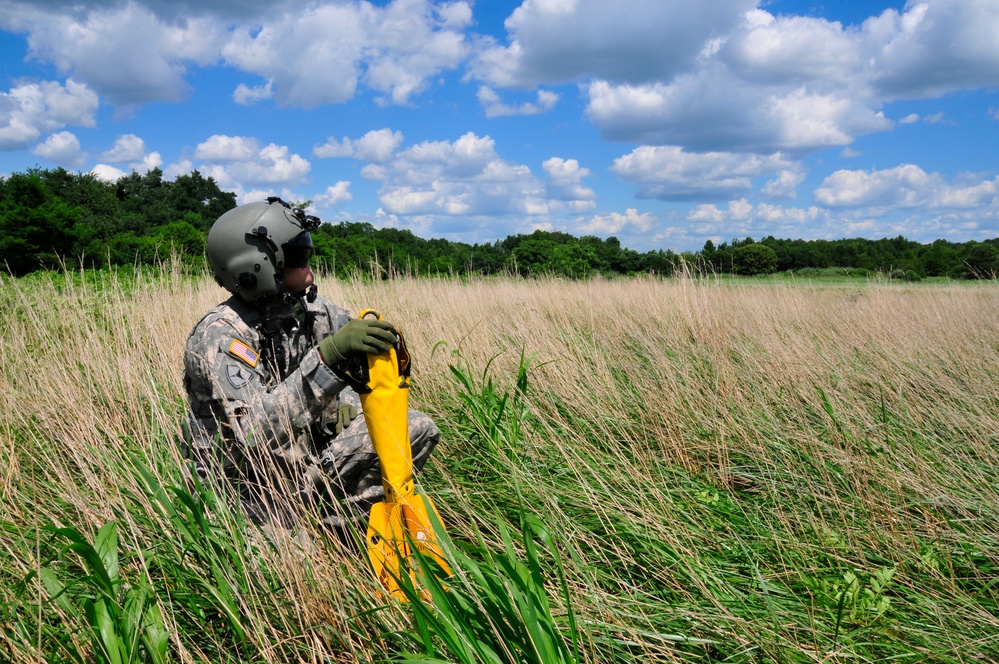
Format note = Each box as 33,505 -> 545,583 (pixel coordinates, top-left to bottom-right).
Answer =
222,0 -> 469,108
313,137 -> 355,159
196,163 -> 236,190
0,79 -> 99,149
813,165 -> 999,211
437,1 -> 473,29
753,202 -> 818,224
689,204 -> 725,223
610,145 -> 799,201
414,132 -> 495,177
238,186 -> 306,207
360,164 -> 389,181
899,113 -> 920,124
761,168 -> 806,199
371,131 -> 548,218
585,75 -> 892,154
355,129 -> 405,162
101,134 -> 148,163
543,157 -> 596,211
686,199 -> 824,240
477,86 -> 559,117
469,0 -> 756,87
6,0 -> 467,110
90,133 -> 163,173
316,181 -> 352,207
578,208 -> 656,235
364,0 -> 470,105
139,152 -> 163,171
233,80 -> 273,105
164,158 -> 193,179
194,134 -> 259,161
6,0 -> 998,165
936,177 -> 999,208
473,1 -> 998,159
814,164 -> 938,208
226,143 -> 310,184
869,0 -> 999,98
381,185 -> 451,214
680,193 -> 999,248
16,4 -> 224,106
315,128 -> 405,162
191,134 -> 310,186
722,10 -> 866,87
222,4 -> 364,107
0,110 -> 40,150
91,163 -> 128,182
32,131 -> 86,167
768,88 -> 886,148
469,1 -> 950,157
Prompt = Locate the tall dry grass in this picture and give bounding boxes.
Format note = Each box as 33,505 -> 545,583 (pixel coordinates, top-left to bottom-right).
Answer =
2,263 -> 998,662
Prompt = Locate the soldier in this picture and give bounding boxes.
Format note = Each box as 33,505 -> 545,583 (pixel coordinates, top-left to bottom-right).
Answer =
182,197 -> 439,534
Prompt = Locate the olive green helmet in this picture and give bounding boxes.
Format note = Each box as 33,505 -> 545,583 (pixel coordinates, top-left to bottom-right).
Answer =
207,197 -> 320,301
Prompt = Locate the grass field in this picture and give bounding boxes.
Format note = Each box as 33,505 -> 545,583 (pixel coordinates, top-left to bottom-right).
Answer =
2,264 -> 998,662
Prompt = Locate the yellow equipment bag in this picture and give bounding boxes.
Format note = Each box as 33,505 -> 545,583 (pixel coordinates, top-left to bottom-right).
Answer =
349,309 -> 450,600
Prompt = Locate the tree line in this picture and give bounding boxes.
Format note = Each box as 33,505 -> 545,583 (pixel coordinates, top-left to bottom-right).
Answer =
2,167 -> 997,279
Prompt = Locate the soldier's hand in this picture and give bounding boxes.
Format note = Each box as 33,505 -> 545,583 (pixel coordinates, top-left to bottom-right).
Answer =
334,402 -> 358,435
318,318 -> 397,366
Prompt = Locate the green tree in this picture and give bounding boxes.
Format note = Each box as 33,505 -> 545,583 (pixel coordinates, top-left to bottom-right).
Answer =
0,172 -> 82,274
511,235 -> 558,276
579,235 -> 640,274
918,239 -> 958,277
701,239 -> 717,269
38,169 -> 132,267
962,242 -> 998,279
638,249 -> 678,275
732,243 -> 778,276
150,218 -> 207,261
469,242 -> 505,275
108,232 -> 159,265
116,168 -> 170,227
550,243 -> 597,279
166,170 -> 237,229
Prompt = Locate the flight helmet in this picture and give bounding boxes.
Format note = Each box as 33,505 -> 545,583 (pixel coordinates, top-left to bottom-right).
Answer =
207,197 -> 320,301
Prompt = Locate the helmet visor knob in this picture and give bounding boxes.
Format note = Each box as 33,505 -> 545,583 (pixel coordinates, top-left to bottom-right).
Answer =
283,231 -> 314,268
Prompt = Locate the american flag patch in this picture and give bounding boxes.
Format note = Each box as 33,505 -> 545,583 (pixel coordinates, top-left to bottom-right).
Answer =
227,338 -> 259,368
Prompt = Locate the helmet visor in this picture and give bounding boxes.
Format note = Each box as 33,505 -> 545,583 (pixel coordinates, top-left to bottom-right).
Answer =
282,231 -> 313,268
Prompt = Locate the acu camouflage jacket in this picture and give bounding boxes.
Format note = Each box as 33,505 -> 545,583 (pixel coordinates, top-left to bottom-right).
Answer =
182,292 -> 357,493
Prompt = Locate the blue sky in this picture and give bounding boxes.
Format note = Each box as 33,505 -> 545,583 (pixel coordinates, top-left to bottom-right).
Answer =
1,0 -> 997,252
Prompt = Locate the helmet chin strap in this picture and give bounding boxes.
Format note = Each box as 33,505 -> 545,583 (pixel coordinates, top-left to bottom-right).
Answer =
278,283 -> 317,304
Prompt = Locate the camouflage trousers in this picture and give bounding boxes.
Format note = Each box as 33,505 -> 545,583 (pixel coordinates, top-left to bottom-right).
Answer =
318,409 -> 439,527
240,409 -> 440,530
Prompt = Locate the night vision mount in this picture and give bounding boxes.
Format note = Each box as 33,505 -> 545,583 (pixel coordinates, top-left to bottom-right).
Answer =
267,196 -> 321,232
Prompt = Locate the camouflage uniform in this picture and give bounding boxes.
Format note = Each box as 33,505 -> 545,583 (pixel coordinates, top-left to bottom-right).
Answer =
182,292 -> 439,529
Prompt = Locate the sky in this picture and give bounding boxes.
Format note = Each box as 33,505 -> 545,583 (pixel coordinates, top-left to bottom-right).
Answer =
1,0 -> 998,253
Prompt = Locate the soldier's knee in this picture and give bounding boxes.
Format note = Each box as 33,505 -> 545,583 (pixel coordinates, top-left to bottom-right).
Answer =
410,412 -> 439,442
409,411 -> 440,463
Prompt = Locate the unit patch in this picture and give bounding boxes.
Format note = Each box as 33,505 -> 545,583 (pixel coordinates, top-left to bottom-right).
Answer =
227,363 -> 251,389
227,338 -> 259,367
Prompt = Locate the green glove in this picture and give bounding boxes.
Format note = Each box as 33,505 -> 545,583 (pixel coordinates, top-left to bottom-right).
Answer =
318,318 -> 397,367
334,402 -> 358,435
